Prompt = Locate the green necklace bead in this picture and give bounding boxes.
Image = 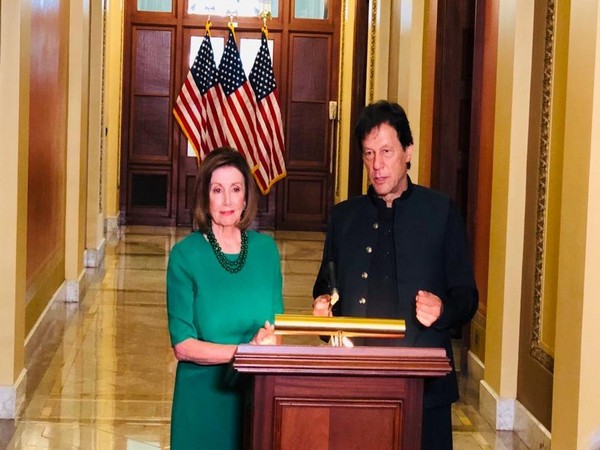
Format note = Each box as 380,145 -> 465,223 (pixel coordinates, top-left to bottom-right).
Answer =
206,228 -> 248,273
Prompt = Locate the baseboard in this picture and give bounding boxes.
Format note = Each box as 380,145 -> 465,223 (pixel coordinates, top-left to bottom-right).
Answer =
25,281 -> 67,346
0,369 -> 27,419
105,212 -> 121,233
84,237 -> 106,268
467,350 -> 484,383
479,380 -> 515,430
65,268 -> 88,303
514,400 -> 551,449
479,380 -> 551,447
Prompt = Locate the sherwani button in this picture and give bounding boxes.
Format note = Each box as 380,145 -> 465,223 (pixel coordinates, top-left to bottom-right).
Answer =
361,272 -> 368,279
373,222 -> 379,229
358,298 -> 367,305
365,246 -> 372,253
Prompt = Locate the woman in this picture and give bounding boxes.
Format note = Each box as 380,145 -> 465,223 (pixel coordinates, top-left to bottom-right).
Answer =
166,147 -> 283,449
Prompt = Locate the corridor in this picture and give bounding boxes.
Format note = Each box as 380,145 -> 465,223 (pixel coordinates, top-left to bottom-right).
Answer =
3,226 -> 528,449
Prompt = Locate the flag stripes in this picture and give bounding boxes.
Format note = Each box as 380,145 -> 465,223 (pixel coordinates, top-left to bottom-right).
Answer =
173,27 -> 287,194
249,30 -> 286,193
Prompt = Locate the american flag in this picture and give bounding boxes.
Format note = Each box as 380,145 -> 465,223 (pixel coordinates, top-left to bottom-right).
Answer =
218,29 -> 263,176
173,32 -> 226,159
249,30 -> 287,194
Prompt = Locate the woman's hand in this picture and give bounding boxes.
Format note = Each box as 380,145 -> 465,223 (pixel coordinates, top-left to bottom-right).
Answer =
250,320 -> 278,345
312,295 -> 333,317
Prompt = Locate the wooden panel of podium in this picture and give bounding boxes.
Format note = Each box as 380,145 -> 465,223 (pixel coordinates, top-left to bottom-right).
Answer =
229,345 -> 451,450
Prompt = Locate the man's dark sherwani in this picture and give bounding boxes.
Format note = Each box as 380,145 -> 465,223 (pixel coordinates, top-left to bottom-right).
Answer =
313,178 -> 478,408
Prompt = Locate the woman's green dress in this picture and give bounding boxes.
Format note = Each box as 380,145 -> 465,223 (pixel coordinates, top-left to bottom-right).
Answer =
166,230 -> 283,450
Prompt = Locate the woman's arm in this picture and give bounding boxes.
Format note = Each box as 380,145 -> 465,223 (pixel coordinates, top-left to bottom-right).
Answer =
172,338 -> 237,365
173,320 -> 279,365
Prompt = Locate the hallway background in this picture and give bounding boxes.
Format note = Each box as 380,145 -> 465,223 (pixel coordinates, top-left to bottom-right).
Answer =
2,0 -> 600,448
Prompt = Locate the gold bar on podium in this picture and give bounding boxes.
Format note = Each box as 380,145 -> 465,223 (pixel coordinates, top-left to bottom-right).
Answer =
274,314 -> 405,339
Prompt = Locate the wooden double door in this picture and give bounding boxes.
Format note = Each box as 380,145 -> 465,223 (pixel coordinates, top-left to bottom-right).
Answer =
120,1 -> 341,230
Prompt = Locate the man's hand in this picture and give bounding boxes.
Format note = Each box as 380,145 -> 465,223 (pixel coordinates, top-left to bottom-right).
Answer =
312,295 -> 333,317
415,290 -> 443,327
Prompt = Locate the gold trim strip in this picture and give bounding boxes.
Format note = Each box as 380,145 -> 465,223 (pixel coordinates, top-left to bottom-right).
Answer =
530,0 -> 555,373
368,0 -> 377,103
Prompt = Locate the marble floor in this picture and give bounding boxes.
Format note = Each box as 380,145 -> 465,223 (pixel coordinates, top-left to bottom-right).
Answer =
1,226 -> 529,449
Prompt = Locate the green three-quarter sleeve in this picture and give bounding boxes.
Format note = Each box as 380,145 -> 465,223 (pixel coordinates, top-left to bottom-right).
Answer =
272,241 -> 284,315
166,245 -> 198,346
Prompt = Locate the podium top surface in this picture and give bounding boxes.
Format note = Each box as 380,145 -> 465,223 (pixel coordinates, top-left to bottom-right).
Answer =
230,344 -> 451,378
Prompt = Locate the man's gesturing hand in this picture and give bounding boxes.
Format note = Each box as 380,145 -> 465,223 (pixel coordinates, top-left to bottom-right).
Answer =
415,290 -> 443,327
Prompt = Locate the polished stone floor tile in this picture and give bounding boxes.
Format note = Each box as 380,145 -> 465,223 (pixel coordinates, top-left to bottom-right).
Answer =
4,227 -> 530,449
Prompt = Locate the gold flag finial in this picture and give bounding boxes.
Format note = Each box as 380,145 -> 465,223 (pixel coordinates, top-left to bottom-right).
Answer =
259,10 -> 272,38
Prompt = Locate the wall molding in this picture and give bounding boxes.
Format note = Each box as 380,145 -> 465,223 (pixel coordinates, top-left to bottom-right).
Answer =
367,0 -> 377,103
479,380 -> 515,430
84,237 -> 106,268
514,398 -> 552,449
479,380 -> 551,448
0,369 -> 27,419
467,350 -> 484,384
66,268 -> 88,303
105,212 -> 121,233
25,282 -> 67,346
530,0 -> 556,373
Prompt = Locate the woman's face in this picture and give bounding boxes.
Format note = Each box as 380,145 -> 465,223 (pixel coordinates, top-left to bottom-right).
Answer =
208,165 -> 246,229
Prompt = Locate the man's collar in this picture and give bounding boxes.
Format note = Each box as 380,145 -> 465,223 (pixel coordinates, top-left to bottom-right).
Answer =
367,175 -> 414,208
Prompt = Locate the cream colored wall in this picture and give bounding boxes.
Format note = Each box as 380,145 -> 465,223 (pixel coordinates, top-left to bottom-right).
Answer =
360,0 -> 426,192
483,0 -> 600,446
334,0 -> 357,203
104,0 -> 125,225
483,0 -> 533,399
0,0 -> 30,405
86,0 -> 107,253
552,1 -> 600,448
65,0 -> 91,285
0,0 -> 104,414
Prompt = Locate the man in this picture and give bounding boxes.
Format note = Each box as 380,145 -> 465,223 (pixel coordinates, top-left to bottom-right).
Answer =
312,100 -> 478,450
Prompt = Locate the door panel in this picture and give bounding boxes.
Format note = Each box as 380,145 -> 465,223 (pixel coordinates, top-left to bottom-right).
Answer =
122,26 -> 175,225
287,103 -> 329,166
122,0 -> 340,229
277,30 -> 338,230
279,174 -> 329,229
132,96 -> 171,160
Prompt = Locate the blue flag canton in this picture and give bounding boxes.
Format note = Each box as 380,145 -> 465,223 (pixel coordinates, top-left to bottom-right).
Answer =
249,34 -> 277,102
191,34 -> 219,95
218,30 -> 247,96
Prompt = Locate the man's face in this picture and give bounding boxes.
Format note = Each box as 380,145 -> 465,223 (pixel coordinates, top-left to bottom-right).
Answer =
362,122 -> 413,207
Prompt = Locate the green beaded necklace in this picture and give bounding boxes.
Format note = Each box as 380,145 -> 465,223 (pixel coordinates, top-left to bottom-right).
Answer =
206,227 -> 248,273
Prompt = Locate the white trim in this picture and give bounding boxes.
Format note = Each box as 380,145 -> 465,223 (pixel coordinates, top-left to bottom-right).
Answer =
84,237 -> 106,268
24,282 -> 67,346
0,368 -> 27,419
105,212 -> 120,233
514,399 -> 551,449
467,350 -> 484,384
66,268 -> 88,303
479,379 -> 515,430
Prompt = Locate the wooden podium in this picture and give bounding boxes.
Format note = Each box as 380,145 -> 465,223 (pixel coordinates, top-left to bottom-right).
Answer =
228,345 -> 451,450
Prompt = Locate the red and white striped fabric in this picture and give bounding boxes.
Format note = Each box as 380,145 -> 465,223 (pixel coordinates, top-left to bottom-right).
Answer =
173,32 -> 226,160
249,30 -> 287,194
218,29 -> 262,176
